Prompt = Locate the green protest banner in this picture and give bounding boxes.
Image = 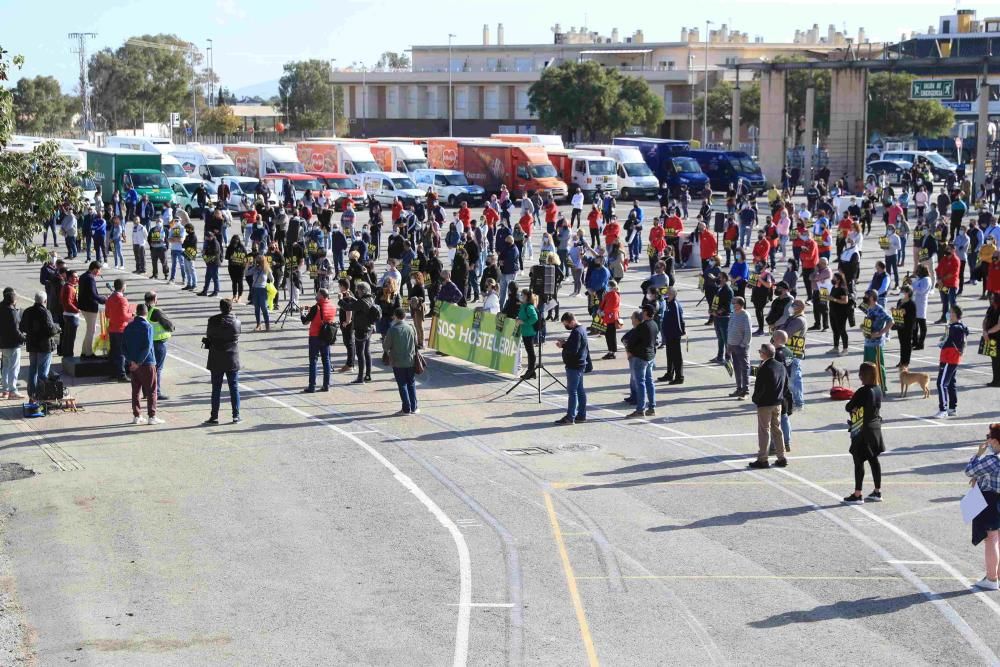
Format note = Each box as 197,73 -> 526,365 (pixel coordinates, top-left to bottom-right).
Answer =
428,302 -> 522,374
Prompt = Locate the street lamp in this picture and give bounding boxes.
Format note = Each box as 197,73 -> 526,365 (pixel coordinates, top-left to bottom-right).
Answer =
361,61 -> 367,138
207,39 -> 214,107
330,58 -> 337,137
703,20 -> 714,147
448,33 -> 456,137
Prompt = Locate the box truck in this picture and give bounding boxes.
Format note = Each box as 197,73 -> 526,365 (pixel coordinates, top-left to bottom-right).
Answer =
371,142 -> 429,174
574,144 -> 661,200
295,141 -> 380,175
544,148 -> 618,200
105,135 -> 186,178
218,143 -> 304,180
427,139 -> 568,200
490,133 -> 565,149
169,142 -> 239,184
612,137 -> 710,196
85,147 -> 174,209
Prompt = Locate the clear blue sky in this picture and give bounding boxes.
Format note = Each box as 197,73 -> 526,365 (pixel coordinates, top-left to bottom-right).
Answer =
0,0 -> 978,95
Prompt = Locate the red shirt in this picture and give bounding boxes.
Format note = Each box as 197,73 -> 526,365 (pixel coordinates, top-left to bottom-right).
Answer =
752,238 -> 771,263
391,201 -> 404,222
649,226 -> 665,250
60,283 -> 80,315
483,207 -> 500,227
791,224 -> 808,250
308,298 -> 336,337
518,214 -> 533,235
544,202 -> 558,224
604,222 -> 621,246
664,215 -> 684,238
105,292 -> 132,334
723,224 -> 739,242
599,290 -> 620,325
699,229 -> 717,260
936,253 -> 961,288
837,218 -> 853,239
816,230 -> 832,253
989,261 -> 1000,294
588,209 -> 602,229
458,206 -> 472,229
800,240 -> 819,269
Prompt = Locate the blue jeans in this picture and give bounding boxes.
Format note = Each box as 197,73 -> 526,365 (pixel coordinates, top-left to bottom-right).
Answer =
109,332 -> 125,378
27,352 -> 51,400
153,340 -> 167,397
392,366 -> 417,412
789,357 -> 804,407
184,256 -> 197,288
332,251 -> 344,275
714,316 -> 730,360
308,336 -> 331,389
170,249 -> 185,281
65,235 -> 78,258
739,225 -> 752,248
898,236 -> 907,264
629,235 -> 642,262
940,286 -> 956,320
884,254 -> 899,286
252,287 -> 269,326
0,347 -> 21,393
210,369 -> 240,419
111,238 -> 124,266
629,356 -> 655,411
204,264 -> 220,293
565,367 -> 586,418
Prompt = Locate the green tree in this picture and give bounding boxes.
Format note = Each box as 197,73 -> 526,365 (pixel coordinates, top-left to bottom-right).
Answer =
200,104 -> 241,135
695,80 -> 760,135
868,72 -> 955,137
527,61 -> 663,141
774,56 -> 831,141
376,51 -> 410,70
278,59 -> 346,134
0,47 -> 86,261
12,76 -> 76,134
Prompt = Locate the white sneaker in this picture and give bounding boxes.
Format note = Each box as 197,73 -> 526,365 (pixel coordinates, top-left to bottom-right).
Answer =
933,411 -> 949,419
101,262 -> 108,269
147,416 -> 165,425
132,416 -> 146,425
974,577 -> 1000,591
410,408 -> 421,415
948,409 -> 957,417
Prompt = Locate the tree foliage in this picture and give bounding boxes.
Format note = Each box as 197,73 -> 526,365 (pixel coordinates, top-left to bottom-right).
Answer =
527,61 -> 664,141
1,48 -> 85,261
773,56 -> 831,140
868,72 -> 955,137
278,59 -> 346,134
199,104 -> 241,135
12,76 -> 77,134
376,51 -> 410,70
695,81 -> 760,134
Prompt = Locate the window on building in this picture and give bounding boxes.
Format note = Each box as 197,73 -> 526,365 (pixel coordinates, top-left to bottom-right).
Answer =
954,78 -> 977,101
514,57 -> 532,72
942,19 -> 952,33
724,56 -> 738,65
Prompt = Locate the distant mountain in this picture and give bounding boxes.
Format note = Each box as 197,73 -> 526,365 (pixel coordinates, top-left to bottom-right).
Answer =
232,79 -> 279,100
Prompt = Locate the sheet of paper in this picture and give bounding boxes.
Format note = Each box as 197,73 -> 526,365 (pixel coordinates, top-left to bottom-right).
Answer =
962,485 -> 988,524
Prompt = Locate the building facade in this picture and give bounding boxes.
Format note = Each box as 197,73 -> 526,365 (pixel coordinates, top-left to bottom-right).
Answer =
330,23 -> 876,141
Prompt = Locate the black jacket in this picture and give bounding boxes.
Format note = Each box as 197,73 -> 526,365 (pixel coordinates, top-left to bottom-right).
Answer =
206,313 -> 241,372
625,318 -> 658,361
0,302 -> 24,349
78,271 -> 106,313
752,357 -> 786,407
19,303 -> 59,354
561,324 -> 590,370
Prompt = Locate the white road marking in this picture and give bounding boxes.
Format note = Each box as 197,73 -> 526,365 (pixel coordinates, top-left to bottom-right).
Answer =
167,352 -> 472,667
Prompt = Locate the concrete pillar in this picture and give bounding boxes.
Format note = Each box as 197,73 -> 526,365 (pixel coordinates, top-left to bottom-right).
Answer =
975,63 -> 990,196
731,85 -> 741,151
803,86 -> 815,183
758,70 -> 787,187
828,69 -> 868,189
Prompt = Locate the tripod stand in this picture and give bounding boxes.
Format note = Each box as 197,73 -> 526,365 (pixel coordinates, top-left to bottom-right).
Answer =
504,336 -> 565,404
273,276 -> 301,329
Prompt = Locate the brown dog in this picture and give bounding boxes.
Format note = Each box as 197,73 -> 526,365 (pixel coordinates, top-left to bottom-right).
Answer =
825,363 -> 850,388
899,365 -> 930,398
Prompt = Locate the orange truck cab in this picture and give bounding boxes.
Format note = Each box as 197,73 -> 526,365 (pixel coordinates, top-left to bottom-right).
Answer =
427,139 -> 567,201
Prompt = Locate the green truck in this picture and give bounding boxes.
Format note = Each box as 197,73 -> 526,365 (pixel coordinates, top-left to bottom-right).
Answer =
85,147 -> 175,209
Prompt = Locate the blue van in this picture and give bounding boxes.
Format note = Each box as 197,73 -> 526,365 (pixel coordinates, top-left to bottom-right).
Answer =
682,149 -> 767,194
612,137 -> 710,196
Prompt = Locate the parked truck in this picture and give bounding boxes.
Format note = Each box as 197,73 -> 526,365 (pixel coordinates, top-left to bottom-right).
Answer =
295,141 -> 380,176
217,143 -> 304,180
105,135 -> 186,179
574,144 -> 661,200
169,142 -> 239,184
611,137 -> 710,196
683,149 -> 767,194
490,133 -> 565,149
544,148 -> 618,200
427,139 -> 568,200
85,147 -> 174,209
371,142 -> 429,174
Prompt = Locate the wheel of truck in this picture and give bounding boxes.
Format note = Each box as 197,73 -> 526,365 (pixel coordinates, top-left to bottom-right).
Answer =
447,195 -> 456,207
620,188 -> 631,201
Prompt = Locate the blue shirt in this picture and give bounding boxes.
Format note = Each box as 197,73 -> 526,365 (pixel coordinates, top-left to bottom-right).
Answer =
91,216 -> 107,237
863,304 -> 893,348
585,265 -> 610,293
729,261 -> 750,283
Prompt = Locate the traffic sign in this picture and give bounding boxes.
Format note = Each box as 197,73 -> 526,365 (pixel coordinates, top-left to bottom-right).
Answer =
910,80 -> 954,100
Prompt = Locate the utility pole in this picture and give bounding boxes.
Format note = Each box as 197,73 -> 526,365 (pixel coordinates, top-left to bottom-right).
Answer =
703,20 -> 714,147
330,58 -> 337,137
448,33 -> 456,137
68,32 -> 97,141
207,39 -> 214,108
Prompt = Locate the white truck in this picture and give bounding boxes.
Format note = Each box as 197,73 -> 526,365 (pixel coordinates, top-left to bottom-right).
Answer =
356,171 -> 425,207
105,135 -> 187,178
217,143 -> 305,180
411,169 -> 486,206
169,142 -> 239,184
575,144 -> 661,200
545,148 -> 619,200
371,142 -> 429,175
295,140 -> 380,176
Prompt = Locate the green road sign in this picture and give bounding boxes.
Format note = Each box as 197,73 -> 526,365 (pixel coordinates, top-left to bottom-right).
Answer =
910,80 -> 954,100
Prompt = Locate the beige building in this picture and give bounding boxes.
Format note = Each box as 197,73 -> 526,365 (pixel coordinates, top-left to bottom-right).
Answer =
330,23 -> 877,140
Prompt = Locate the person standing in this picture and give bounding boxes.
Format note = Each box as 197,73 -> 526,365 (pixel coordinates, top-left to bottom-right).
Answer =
659,287 -> 686,385
19,292 -> 59,402
934,244 -> 960,324
964,423 -> 1000,590
515,289 -> 540,381
860,289 -> 894,391
598,280 -> 621,360
750,343 -> 788,469
198,232 -> 222,297
122,304 -> 161,425
167,217 -> 186,284
727,297 -> 752,399
204,299 -> 242,424
337,279 -> 356,374
983,293 -> 1000,388
554,311 -> 590,425
911,264 -> 932,350
144,291 -> 174,401
61,207 -> 78,259
301,288 -> 336,393
147,217 -> 168,280
625,304 -> 659,418
777,300 -> 807,409
570,189 -> 584,228
225,237 -> 249,303
181,224 -> 199,291
77,262 -> 106,358
247,255 -> 274,332
843,361 -> 885,504
934,304 -> 969,419
350,282 -> 376,384
0,288 -> 24,399
892,285 -> 917,368
710,273 -> 734,364
105,279 -> 131,382
130,217 -> 147,274
828,271 -> 851,355
383,307 -> 419,415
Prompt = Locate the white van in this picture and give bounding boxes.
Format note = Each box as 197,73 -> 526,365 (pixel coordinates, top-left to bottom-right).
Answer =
170,142 -> 239,184
575,144 -> 660,199
356,172 -> 424,207
372,142 -> 429,174
106,135 -> 187,178
412,169 -> 486,206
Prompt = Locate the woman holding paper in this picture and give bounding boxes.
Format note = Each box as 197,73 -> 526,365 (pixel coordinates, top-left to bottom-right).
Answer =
964,424 -> 1000,591
843,362 -> 884,505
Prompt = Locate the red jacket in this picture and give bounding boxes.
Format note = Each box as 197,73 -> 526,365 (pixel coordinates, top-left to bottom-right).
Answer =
518,214 -> 533,235
544,202 -> 558,224
989,261 -> 1000,294
699,229 -> 717,261
604,222 -> 621,246
105,292 -> 132,334
60,282 -> 80,315
723,224 -> 739,243
588,209 -> 602,229
936,253 -> 961,289
483,207 -> 499,226
800,240 -> 819,269
752,238 -> 771,264
599,290 -> 620,326
458,206 -> 472,229
391,201 -> 404,222
308,297 -> 336,337
649,226 -> 666,253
